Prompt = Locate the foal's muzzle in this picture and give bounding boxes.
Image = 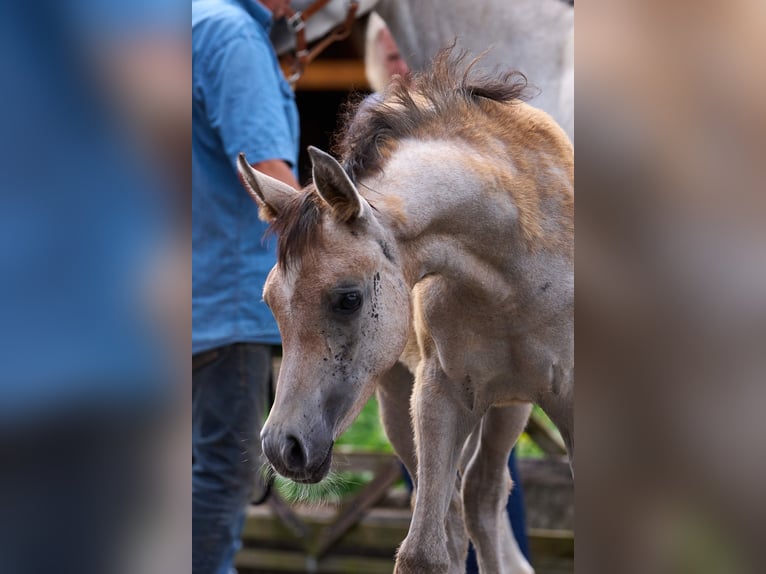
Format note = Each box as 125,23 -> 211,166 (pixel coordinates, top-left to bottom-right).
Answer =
261,427 -> 334,484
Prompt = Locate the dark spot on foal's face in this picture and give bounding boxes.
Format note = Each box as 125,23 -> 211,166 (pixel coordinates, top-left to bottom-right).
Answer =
377,239 -> 394,263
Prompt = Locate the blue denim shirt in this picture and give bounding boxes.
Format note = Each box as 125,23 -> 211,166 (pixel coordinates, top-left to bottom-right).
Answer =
192,0 -> 299,353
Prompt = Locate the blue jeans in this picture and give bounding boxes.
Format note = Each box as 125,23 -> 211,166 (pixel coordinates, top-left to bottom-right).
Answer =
193,343 -> 273,574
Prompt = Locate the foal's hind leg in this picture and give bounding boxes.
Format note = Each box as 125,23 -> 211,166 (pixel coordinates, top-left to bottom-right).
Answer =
376,362 -> 417,477
463,403 -> 534,574
538,376 -> 574,473
376,362 -> 469,569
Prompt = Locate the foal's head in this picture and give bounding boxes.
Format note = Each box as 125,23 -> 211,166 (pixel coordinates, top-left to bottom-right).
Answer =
238,148 -> 411,483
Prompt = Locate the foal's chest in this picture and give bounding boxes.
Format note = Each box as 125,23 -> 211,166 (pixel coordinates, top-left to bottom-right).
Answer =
414,276 -> 570,404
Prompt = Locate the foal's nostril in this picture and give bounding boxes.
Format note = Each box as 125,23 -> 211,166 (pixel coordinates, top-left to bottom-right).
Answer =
282,434 -> 306,471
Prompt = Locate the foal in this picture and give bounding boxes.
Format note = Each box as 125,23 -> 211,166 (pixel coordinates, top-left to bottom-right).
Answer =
239,52 -> 573,573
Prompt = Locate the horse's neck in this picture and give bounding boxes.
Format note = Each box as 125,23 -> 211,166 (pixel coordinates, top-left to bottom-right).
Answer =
364,138 -> 573,315
377,0 -> 572,69
376,0 -> 574,138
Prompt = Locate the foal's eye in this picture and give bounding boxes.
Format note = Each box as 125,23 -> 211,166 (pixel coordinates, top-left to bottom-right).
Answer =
332,291 -> 363,315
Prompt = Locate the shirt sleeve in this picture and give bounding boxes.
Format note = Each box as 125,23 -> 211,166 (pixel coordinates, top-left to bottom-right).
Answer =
201,32 -> 296,172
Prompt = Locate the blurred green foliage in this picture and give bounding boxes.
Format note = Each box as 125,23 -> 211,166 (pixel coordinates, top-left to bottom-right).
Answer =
334,398 -> 558,459
335,397 -> 393,453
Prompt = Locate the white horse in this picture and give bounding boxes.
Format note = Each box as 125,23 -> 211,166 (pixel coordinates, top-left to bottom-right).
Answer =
272,0 -> 574,140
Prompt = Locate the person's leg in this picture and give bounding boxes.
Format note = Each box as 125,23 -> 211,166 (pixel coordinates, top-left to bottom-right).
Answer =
192,343 -> 272,574
466,539 -> 479,573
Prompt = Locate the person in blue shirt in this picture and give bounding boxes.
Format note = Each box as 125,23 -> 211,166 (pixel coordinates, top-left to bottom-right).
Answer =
192,1 -> 299,572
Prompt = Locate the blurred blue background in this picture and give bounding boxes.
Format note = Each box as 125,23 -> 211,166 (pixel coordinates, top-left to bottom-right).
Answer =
0,1 -> 189,573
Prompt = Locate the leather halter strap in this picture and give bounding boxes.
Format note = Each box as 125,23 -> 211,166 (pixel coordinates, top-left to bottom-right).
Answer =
283,0 -> 360,85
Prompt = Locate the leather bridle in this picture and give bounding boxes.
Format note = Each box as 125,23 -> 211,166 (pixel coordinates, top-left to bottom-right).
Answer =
283,0 -> 360,85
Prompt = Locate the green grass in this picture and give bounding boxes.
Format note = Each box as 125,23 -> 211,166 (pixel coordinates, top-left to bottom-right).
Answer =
334,398 -> 558,459
335,397 -> 394,453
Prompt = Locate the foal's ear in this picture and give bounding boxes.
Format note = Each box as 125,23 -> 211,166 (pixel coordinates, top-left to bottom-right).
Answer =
237,153 -> 295,222
308,146 -> 368,223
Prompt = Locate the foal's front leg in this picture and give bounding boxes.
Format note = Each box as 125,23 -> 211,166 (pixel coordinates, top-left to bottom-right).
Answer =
395,363 -> 478,574
379,362 -> 470,570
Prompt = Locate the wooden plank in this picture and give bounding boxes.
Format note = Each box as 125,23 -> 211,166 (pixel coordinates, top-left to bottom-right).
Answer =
241,507 -> 312,550
313,458 -> 403,558
258,450 -> 569,502
239,533 -> 570,572
237,548 -> 394,574
330,448 -> 398,474
518,458 -> 574,531
526,411 -> 567,456
243,506 -> 408,554
331,452 -> 572,489
243,507 -> 572,556
279,59 -> 370,91
239,512 -> 572,573
517,457 -> 573,487
528,528 -> 575,558
238,529 -> 570,573
267,491 -> 312,544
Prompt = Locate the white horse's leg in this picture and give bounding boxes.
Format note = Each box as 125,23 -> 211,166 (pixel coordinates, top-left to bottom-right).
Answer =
395,364 -> 478,574
377,362 -> 469,569
463,404 -> 534,574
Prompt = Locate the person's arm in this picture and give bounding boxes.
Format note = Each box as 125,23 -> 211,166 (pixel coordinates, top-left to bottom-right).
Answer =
252,159 -> 300,190
202,34 -> 300,193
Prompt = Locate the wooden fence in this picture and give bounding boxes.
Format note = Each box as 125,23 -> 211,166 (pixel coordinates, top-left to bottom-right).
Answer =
235,411 -> 573,574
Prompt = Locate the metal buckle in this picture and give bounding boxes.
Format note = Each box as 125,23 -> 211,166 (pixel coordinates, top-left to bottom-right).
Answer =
287,12 -> 305,33
286,70 -> 302,85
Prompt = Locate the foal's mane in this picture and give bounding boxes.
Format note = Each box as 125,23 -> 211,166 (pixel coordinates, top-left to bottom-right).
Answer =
336,49 -> 531,182
269,184 -> 326,272
271,49 -> 546,271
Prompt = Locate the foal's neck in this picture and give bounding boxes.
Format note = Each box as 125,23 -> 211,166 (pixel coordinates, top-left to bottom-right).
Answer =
363,138 -> 573,312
